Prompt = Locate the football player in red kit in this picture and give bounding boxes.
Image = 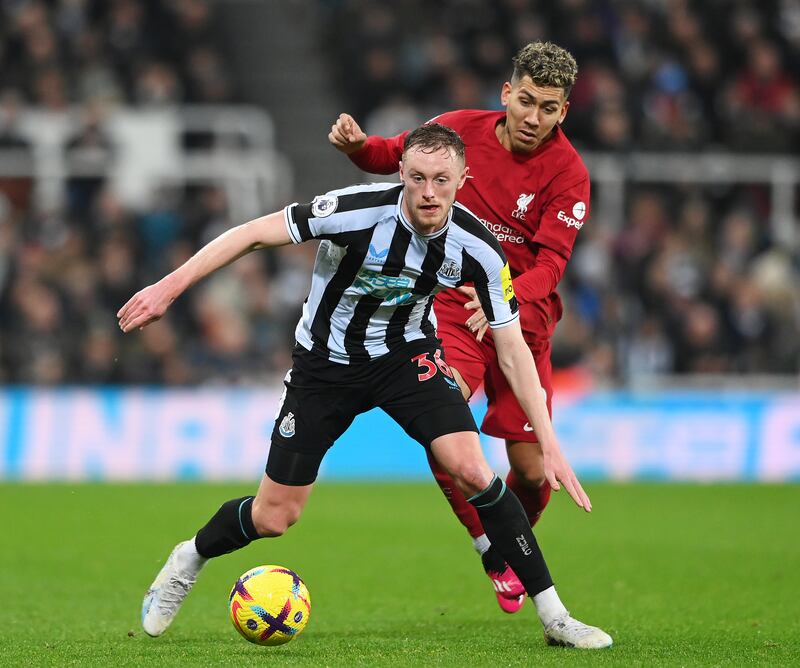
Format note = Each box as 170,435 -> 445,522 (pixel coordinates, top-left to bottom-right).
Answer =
330,42 -> 592,616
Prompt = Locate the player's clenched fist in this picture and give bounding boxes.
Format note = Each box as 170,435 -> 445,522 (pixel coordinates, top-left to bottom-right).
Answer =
328,113 -> 367,154
117,280 -> 176,332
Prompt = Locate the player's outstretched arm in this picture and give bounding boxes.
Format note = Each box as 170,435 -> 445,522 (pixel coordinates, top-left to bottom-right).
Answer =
117,211 -> 291,333
491,322 -> 592,512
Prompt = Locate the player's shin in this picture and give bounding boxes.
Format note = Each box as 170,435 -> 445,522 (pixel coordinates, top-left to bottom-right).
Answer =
467,475 -> 554,601
195,496 -> 261,558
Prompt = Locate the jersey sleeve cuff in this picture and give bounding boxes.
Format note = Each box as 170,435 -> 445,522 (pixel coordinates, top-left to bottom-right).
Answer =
283,204 -> 303,244
488,312 -> 520,329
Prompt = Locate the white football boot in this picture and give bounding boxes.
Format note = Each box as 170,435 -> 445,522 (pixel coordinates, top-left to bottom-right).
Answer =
141,540 -> 206,637
544,613 -> 613,649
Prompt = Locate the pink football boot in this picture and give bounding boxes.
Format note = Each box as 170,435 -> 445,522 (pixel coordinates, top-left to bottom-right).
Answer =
485,563 -> 526,614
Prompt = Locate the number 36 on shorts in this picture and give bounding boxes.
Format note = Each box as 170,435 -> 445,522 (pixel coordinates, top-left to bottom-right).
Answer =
412,349 -> 454,382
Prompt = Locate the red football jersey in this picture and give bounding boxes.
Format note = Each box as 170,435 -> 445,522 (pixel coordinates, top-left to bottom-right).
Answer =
349,109 -> 590,341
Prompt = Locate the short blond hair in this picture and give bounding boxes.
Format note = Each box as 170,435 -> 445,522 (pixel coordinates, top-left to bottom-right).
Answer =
404,123 -> 465,161
512,41 -> 578,96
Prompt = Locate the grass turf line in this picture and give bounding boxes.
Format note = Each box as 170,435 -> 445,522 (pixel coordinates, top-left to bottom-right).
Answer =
0,482 -> 798,666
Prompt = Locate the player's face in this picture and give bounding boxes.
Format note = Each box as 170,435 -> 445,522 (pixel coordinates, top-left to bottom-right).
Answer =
399,146 -> 467,235
498,75 -> 569,153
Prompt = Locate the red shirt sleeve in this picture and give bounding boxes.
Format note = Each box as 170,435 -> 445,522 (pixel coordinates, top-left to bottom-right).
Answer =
514,173 -> 589,304
512,246 -> 568,304
348,133 -> 408,174
532,174 -> 590,256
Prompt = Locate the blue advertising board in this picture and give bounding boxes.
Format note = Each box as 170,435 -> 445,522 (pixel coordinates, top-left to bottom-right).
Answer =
1,387 -> 799,481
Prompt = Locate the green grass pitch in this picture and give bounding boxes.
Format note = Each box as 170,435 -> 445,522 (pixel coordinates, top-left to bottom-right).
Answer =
0,482 -> 798,666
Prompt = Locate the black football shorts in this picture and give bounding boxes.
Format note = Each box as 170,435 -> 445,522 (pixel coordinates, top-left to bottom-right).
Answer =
266,339 -> 477,485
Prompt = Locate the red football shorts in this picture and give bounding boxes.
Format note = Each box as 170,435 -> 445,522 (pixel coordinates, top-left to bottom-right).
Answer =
436,317 -> 553,443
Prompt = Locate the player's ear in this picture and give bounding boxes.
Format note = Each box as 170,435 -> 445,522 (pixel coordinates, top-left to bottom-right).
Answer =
558,100 -> 570,125
500,81 -> 512,106
398,160 -> 404,181
457,164 -> 468,190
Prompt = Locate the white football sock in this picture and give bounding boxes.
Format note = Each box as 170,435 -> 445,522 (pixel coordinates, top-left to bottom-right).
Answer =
533,585 -> 568,626
177,536 -> 208,571
472,533 -> 491,555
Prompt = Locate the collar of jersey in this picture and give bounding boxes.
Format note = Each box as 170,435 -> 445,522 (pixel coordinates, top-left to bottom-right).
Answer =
396,190 -> 452,239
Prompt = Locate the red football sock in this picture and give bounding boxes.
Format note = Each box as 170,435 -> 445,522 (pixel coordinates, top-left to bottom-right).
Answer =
426,449 -> 485,538
506,469 -> 551,527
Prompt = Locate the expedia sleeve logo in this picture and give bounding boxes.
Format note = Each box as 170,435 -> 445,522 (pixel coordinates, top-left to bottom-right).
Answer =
311,194 -> 338,218
557,200 -> 587,230
500,263 -> 515,301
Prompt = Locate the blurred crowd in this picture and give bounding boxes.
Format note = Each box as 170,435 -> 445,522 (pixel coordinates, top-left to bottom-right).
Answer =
1,0 -> 799,386
0,0 -> 232,110
555,183 -> 799,381
0,0 -> 305,385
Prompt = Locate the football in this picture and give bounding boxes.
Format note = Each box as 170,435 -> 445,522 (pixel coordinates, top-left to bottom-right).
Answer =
229,565 -> 311,646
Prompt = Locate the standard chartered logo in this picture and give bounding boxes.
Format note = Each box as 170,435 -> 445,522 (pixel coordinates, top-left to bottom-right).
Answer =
479,218 -> 525,244
352,269 -> 414,305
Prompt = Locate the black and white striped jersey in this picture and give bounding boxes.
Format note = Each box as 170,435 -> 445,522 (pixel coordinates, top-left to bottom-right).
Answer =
283,182 -> 519,364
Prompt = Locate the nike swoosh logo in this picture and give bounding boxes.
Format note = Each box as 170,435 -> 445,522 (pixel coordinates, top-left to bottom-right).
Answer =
523,423 -> 534,432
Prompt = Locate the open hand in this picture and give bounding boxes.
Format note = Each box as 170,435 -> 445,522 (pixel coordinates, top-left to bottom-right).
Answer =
457,285 -> 489,342
117,280 -> 176,333
542,445 -> 593,512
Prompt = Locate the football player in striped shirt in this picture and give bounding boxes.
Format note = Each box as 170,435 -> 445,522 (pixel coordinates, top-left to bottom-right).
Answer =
119,124 -> 610,649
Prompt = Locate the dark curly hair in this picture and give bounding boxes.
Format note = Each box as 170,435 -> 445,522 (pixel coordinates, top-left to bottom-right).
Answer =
512,41 -> 578,97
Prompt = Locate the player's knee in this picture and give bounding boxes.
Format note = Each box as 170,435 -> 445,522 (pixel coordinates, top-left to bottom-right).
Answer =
449,462 -> 494,498
513,466 -> 547,489
250,501 -> 302,538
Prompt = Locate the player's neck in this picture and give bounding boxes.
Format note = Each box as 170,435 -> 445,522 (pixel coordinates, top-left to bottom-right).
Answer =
495,119 -> 510,151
